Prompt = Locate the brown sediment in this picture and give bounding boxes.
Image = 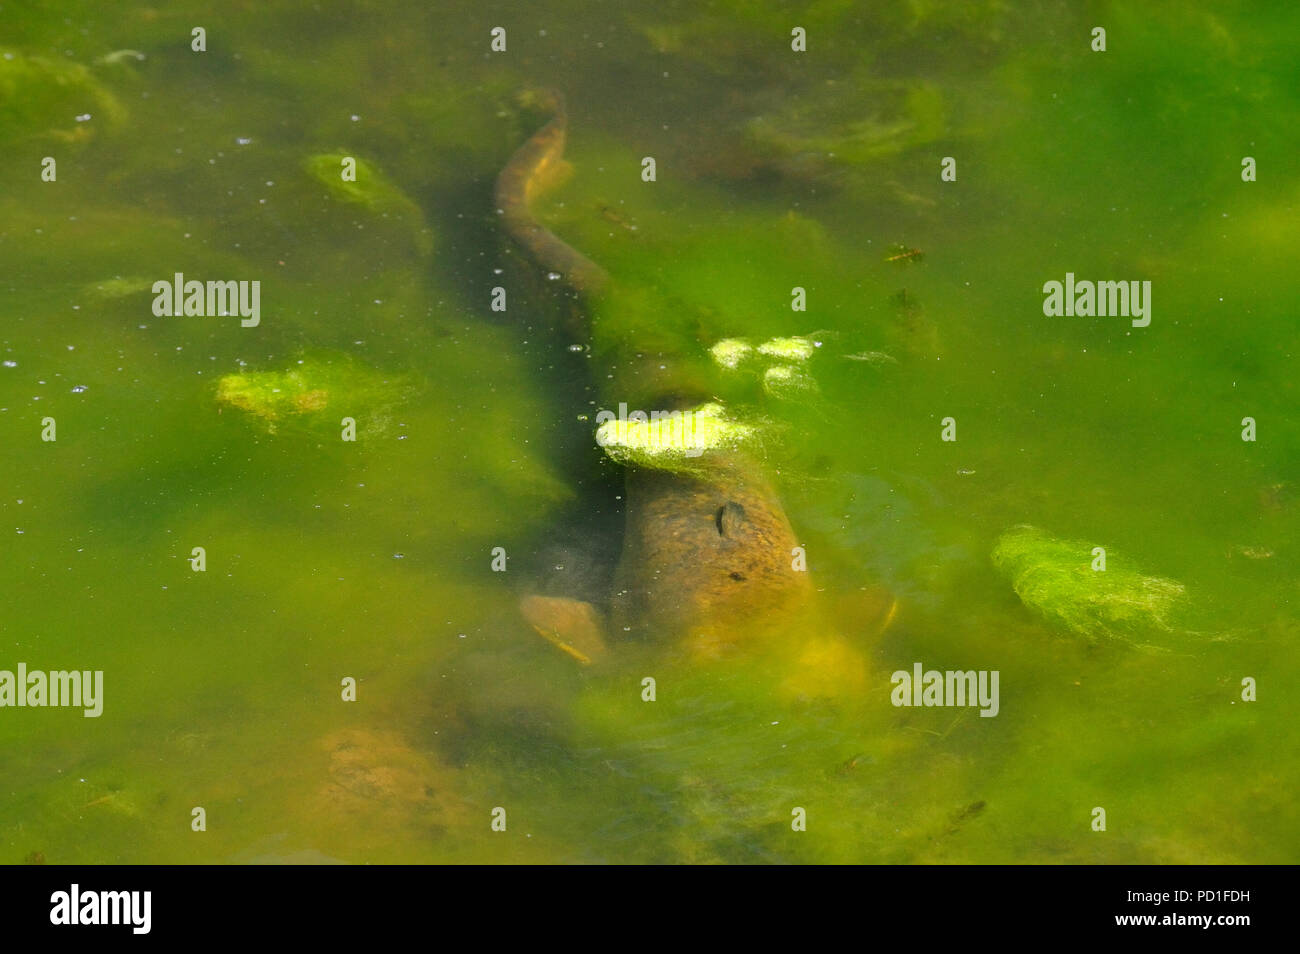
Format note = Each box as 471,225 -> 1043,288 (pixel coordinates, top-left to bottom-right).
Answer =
315,728 -> 466,831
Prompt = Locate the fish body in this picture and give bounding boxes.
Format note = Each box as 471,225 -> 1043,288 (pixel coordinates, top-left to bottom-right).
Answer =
612,454 -> 812,649
497,92 -> 814,659
494,89 -> 608,296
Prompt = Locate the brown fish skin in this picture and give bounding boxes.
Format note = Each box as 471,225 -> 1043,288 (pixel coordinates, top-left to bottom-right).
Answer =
611,453 -> 813,650
494,89 -> 608,297
519,594 -> 608,664
497,91 -> 821,660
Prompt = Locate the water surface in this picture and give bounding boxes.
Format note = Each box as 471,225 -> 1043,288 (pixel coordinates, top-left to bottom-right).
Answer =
1,0 -> 1296,864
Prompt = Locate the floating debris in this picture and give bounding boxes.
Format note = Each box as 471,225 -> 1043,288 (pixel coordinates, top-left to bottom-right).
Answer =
1229,545 -> 1273,560
885,243 -> 925,264
95,50 -> 146,66
843,350 -> 898,366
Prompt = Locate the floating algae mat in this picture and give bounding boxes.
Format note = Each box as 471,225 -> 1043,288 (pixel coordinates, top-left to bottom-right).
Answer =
595,401 -> 754,473
991,525 -> 1192,648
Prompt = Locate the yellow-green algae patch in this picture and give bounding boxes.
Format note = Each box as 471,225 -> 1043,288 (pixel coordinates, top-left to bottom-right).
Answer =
84,276 -> 155,301
0,49 -> 125,142
305,152 -> 415,213
711,335 -> 819,372
991,525 -> 1188,648
757,336 -> 817,361
216,356 -> 409,435
303,152 -> 432,255
762,363 -> 816,398
709,338 -> 752,370
596,402 -> 753,472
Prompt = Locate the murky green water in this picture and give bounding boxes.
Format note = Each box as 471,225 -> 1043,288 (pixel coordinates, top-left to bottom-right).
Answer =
1,1 -> 1296,864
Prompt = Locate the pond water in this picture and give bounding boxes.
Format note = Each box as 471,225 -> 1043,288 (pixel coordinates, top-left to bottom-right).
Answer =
1,1 -> 1296,864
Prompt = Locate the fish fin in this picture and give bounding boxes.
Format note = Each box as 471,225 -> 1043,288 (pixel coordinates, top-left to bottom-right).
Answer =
519,594 -> 608,665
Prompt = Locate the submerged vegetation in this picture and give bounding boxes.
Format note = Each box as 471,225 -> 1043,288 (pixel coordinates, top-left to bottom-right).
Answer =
303,152 -> 434,256
0,0 -> 1295,866
992,525 -> 1190,649
0,48 -> 126,142
215,355 -> 410,435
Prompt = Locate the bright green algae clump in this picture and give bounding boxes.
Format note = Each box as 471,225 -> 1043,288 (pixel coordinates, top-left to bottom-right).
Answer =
595,402 -> 753,473
709,335 -> 822,401
757,336 -> 817,361
709,338 -> 752,370
710,335 -> 818,370
991,525 -> 1188,647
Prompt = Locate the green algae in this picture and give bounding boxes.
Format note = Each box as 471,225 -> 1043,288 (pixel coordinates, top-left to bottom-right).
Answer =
303,152 -> 433,255
632,0 -> 1009,73
304,152 -> 413,213
747,79 -> 947,168
757,336 -> 817,361
566,651 -> 953,864
83,276 -> 155,301
545,147 -> 877,413
761,363 -> 817,399
0,49 -> 125,142
709,338 -> 753,370
0,0 -> 1295,868
586,282 -> 720,409
992,525 -> 1190,648
216,354 -> 410,435
595,401 -> 754,473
